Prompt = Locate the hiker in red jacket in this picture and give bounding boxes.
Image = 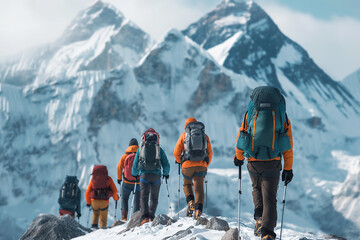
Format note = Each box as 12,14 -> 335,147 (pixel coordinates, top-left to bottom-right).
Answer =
85,165 -> 119,229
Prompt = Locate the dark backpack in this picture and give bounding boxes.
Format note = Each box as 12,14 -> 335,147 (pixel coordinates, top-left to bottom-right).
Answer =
90,165 -> 112,200
58,176 -> 79,211
184,121 -> 208,161
138,129 -> 161,171
237,86 -> 291,160
123,153 -> 137,182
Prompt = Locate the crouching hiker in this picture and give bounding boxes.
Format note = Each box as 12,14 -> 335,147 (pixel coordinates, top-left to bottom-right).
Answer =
58,175 -> 81,219
235,86 -> 294,240
132,128 -> 170,225
173,118 -> 213,219
117,138 -> 140,221
85,165 -> 119,229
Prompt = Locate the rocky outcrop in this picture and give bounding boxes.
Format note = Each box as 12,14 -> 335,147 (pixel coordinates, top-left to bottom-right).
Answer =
20,214 -> 90,240
206,217 -> 230,231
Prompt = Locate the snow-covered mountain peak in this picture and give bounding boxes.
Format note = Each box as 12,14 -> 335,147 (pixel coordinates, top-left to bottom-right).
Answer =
56,1 -> 125,45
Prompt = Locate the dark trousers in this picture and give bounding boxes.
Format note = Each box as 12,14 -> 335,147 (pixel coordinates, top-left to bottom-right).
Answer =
121,182 -> 140,212
140,173 -> 161,219
247,161 -> 281,234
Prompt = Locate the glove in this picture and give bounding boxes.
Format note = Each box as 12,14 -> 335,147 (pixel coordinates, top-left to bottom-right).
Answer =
86,204 -> 91,208
117,179 -> 122,185
163,175 -> 169,180
204,156 -> 209,165
233,156 -> 244,166
77,213 -> 81,218
282,170 -> 293,185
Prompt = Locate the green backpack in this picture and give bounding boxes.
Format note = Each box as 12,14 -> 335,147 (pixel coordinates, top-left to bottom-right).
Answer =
237,86 -> 291,160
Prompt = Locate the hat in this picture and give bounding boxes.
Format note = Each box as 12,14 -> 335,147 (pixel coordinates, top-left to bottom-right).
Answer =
129,138 -> 138,146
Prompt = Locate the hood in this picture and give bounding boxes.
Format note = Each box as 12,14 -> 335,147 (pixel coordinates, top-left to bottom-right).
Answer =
126,145 -> 139,153
184,118 -> 197,129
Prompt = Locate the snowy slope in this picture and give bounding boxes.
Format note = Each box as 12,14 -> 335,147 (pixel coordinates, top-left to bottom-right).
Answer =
342,68 -> 360,102
1,1 -> 360,240
73,215 -> 341,240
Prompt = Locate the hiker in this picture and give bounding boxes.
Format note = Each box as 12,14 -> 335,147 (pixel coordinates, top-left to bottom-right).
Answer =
58,175 -> 81,219
234,86 -> 294,240
116,138 -> 140,221
132,128 -> 170,225
85,165 -> 119,229
173,118 -> 213,219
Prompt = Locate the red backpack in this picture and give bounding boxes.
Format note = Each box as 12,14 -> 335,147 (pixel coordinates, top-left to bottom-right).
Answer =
123,153 -> 137,182
90,165 -> 112,200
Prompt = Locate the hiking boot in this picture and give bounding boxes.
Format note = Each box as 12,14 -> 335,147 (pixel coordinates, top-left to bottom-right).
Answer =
149,214 -> 155,222
254,217 -> 262,236
141,217 -> 149,225
261,235 -> 275,240
261,226 -> 276,240
194,209 -> 202,219
121,211 -> 128,221
186,200 -> 195,217
91,224 -> 98,229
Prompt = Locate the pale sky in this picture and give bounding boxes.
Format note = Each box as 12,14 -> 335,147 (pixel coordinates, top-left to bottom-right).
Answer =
0,0 -> 359,80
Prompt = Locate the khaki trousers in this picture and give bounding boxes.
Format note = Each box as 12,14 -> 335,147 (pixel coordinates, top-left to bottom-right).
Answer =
182,166 -> 207,205
91,200 -> 109,229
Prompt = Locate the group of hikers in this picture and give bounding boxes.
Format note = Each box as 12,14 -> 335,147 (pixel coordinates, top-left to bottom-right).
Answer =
57,86 -> 294,240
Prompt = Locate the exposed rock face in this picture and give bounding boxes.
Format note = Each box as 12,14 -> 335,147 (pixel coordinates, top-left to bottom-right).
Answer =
206,217 -> 230,231
20,214 -> 90,240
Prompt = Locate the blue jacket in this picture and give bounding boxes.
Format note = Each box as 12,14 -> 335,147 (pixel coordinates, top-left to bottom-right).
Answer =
132,147 -> 170,177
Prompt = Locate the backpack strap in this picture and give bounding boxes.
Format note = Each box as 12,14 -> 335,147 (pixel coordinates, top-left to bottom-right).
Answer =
240,111 -> 248,133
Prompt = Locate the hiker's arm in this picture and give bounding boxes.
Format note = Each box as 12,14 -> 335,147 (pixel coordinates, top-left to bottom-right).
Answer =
85,179 -> 92,205
109,178 -> 119,201
132,149 -> 140,177
161,148 -> 170,176
117,154 -> 126,181
282,117 -> 293,170
236,113 -> 248,160
173,133 -> 185,163
206,135 -> 213,166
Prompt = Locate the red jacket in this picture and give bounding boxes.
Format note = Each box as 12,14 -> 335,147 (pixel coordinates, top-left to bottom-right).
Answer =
85,177 -> 119,205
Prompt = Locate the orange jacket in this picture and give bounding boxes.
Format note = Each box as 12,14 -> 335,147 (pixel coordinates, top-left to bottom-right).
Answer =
235,113 -> 294,170
174,118 -> 213,168
116,145 -> 139,184
85,177 -> 119,205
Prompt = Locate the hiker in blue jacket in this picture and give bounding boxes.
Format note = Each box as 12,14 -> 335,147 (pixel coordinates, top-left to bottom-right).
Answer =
132,128 -> 170,225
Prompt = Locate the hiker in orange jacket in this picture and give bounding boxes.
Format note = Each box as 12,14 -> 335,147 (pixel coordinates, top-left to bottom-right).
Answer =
85,165 -> 119,229
174,118 -> 213,219
116,138 -> 140,221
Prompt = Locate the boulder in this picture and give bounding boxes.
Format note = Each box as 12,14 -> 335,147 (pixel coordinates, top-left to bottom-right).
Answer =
162,226 -> 194,240
195,217 -> 209,226
221,228 -> 239,240
112,220 -> 126,227
206,217 -> 230,231
152,214 -> 172,227
126,211 -> 142,229
20,214 -> 90,240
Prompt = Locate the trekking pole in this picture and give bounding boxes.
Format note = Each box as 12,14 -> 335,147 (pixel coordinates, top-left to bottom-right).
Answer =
279,175 -> 288,240
178,163 -> 181,219
114,201 -> 118,220
129,181 -> 137,220
238,165 -> 242,240
165,178 -> 172,215
205,175 -> 208,215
